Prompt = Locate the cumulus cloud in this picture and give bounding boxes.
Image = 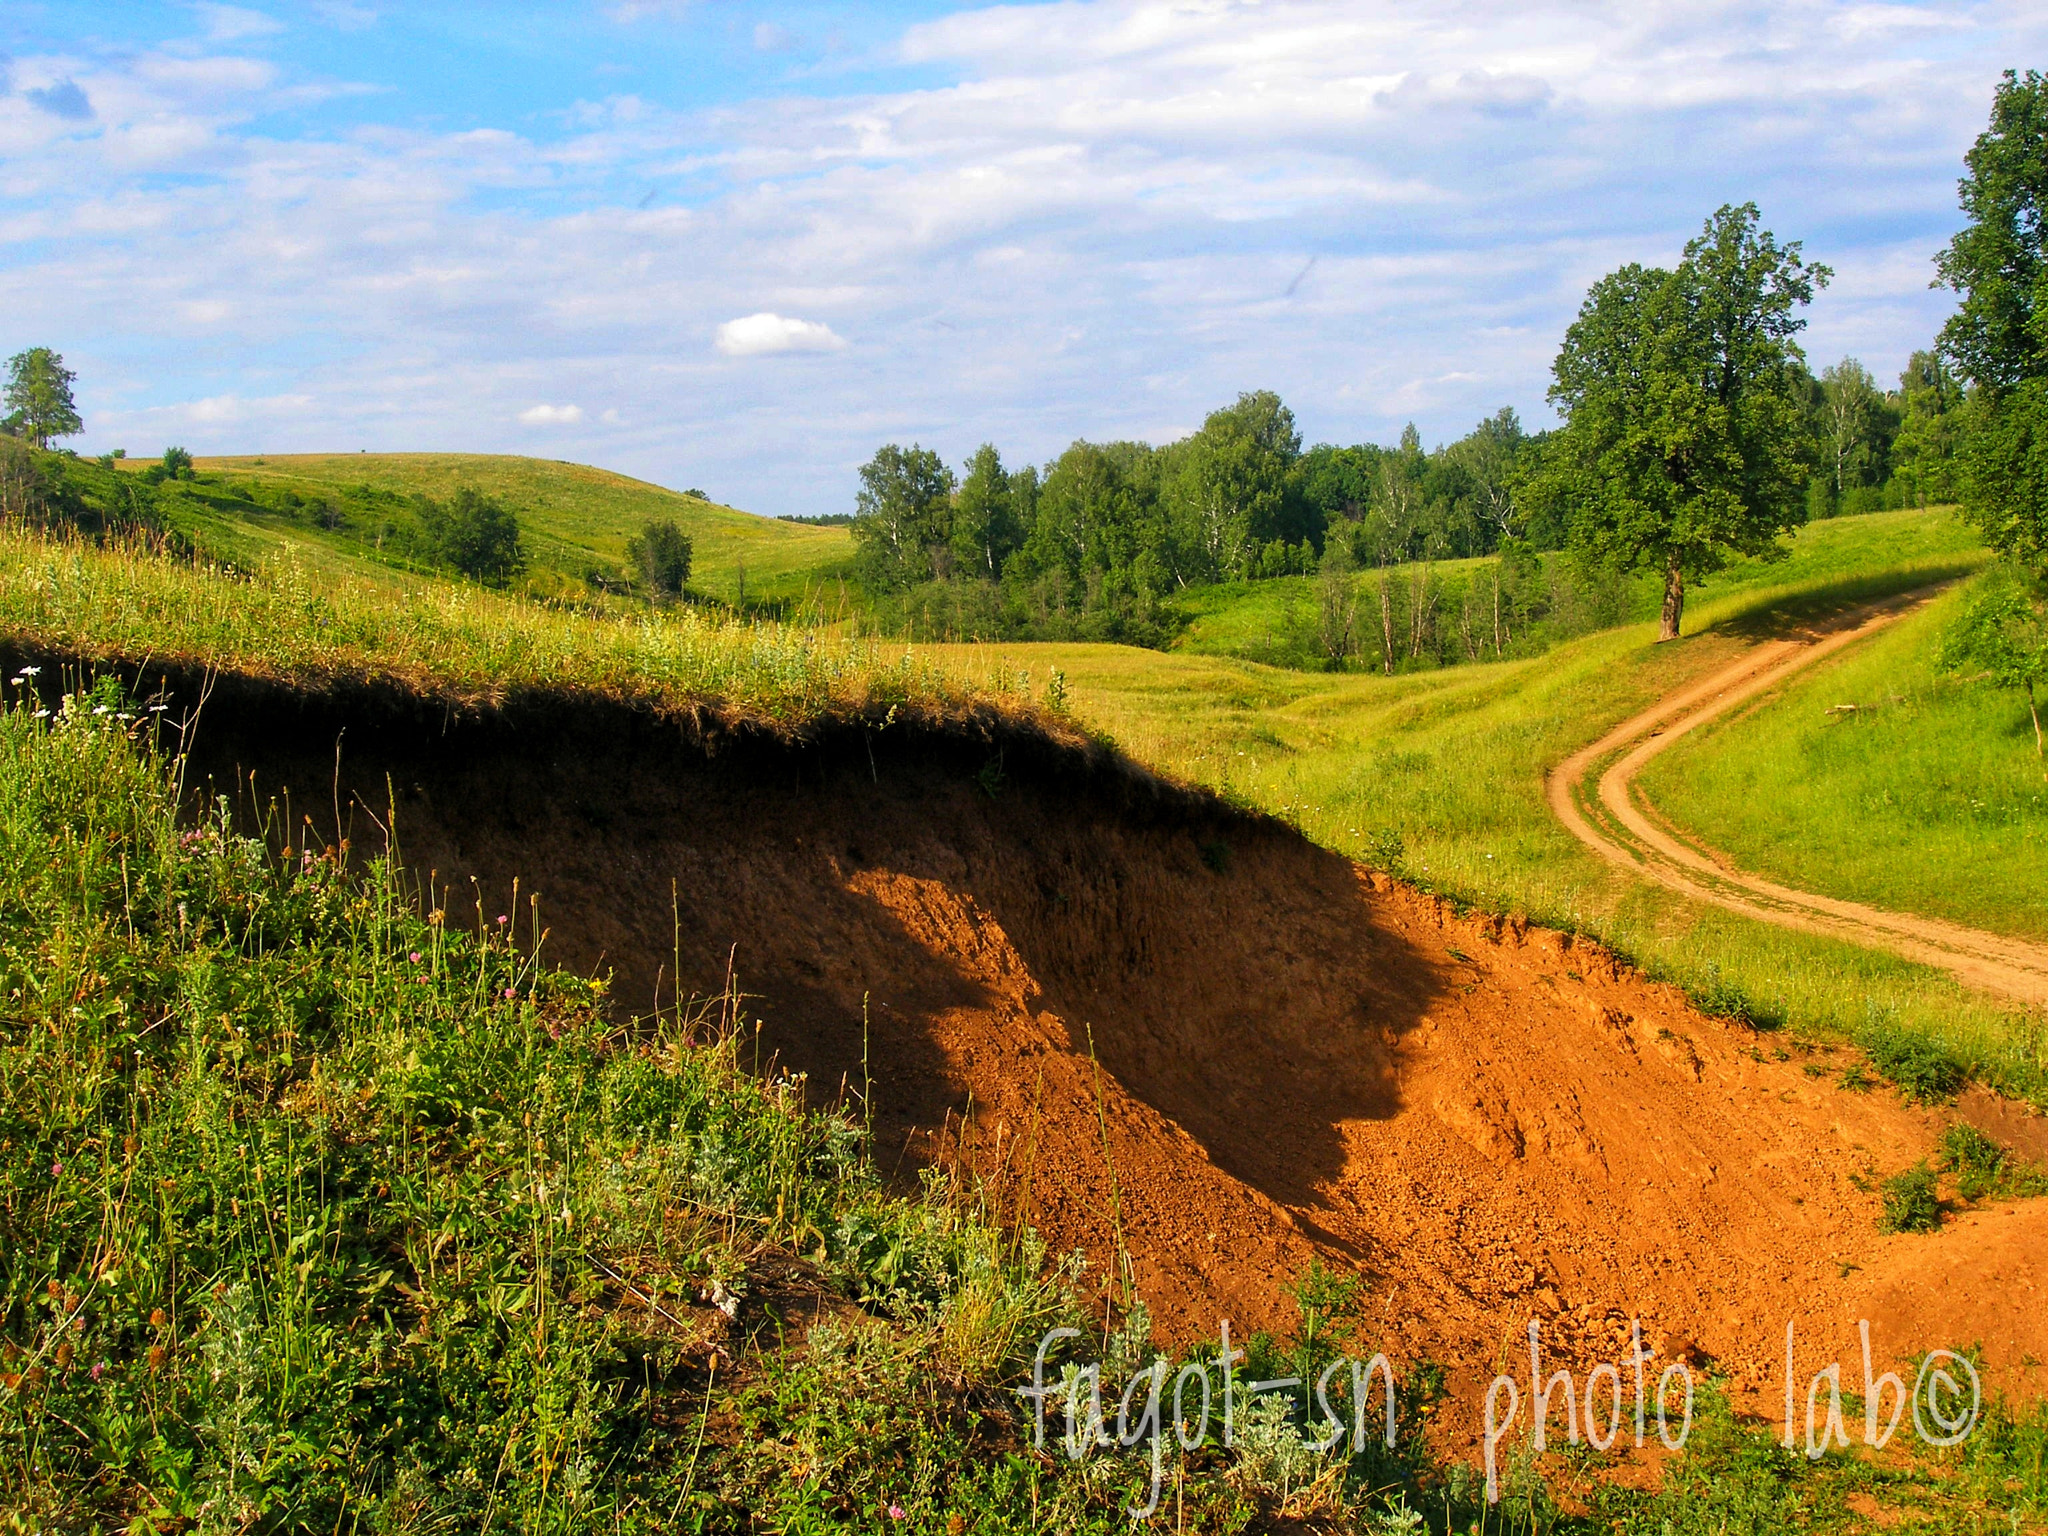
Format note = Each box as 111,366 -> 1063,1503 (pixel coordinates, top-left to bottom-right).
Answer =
0,53 -> 14,97
6,0 -> 2047,516
715,313 -> 848,357
26,79 -> 94,121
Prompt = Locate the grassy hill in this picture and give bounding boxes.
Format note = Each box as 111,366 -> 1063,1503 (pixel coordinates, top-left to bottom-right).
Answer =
2,502 -> 2045,1530
1641,574 -> 2048,942
176,453 -> 856,608
1169,508 -> 1971,672
923,506 -> 2042,1099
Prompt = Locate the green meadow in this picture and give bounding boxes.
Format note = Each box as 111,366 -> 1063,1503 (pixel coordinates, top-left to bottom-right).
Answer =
1642,576 -> 2048,942
181,454 -> 857,607
2,524 -> 2044,1532
930,507 -> 2045,1100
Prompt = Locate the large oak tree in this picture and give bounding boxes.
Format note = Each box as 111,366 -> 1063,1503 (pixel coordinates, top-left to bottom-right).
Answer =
1543,203 -> 1827,640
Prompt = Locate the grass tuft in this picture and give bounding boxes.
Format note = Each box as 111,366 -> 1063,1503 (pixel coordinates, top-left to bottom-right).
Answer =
1878,1165 -> 1943,1233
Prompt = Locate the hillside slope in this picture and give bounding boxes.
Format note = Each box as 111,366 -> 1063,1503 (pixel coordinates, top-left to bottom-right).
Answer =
190,452 -> 854,605
1641,574 -> 2048,943
156,660 -> 2048,1427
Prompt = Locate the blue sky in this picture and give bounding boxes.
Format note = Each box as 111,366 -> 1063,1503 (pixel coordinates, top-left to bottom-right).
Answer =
3,1 -> 2043,516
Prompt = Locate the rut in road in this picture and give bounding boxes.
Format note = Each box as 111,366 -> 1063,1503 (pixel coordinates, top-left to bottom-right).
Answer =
1547,583 -> 2048,1007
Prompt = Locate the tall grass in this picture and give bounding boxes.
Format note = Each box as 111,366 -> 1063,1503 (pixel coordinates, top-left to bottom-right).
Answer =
0,527 -> 1002,732
0,679 -> 1131,1531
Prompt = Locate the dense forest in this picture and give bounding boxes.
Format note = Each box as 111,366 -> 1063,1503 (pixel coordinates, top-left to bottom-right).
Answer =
847,343 -> 1967,663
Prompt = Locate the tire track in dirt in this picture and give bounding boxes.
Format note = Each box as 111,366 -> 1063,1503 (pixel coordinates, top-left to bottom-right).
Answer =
1548,583 -> 2048,1007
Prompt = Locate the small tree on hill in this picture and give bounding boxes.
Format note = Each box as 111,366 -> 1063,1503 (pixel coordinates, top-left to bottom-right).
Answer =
1942,566 -> 2048,758
1537,203 -> 1828,640
4,348 -> 83,450
422,485 -> 527,586
161,446 -> 194,480
626,519 -> 693,599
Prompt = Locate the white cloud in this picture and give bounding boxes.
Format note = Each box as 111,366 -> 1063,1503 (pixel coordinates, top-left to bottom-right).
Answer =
754,22 -> 799,53
519,403 -> 585,425
193,5 -> 285,42
8,0 -> 2048,515
715,312 -> 848,357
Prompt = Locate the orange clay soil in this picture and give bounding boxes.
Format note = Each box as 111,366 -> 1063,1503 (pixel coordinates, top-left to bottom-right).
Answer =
176,675 -> 2048,1445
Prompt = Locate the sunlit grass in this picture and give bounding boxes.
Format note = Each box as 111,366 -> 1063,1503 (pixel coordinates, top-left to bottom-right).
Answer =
1645,576 -> 2048,942
924,509 -> 2046,1101
185,452 -> 856,606
0,526 -> 1000,732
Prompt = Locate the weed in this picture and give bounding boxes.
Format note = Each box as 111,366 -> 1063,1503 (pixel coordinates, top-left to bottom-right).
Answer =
1942,1122 -> 2048,1201
1878,1164 -> 1942,1232
1864,1029 -> 1968,1103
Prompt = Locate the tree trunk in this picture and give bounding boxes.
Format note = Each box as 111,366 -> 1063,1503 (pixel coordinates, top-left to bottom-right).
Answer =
1659,555 -> 1684,642
1377,566 -> 1395,675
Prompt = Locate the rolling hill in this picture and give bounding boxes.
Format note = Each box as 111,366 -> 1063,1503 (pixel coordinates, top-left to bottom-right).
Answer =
175,452 -> 856,607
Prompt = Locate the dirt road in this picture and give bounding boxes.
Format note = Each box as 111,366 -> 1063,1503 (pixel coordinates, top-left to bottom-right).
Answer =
1548,585 -> 2048,1007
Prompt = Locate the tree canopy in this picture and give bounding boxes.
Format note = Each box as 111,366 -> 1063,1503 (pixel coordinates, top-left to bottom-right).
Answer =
1939,70 -> 2048,574
626,519 -> 693,599
850,444 -> 955,591
1942,564 -> 2048,757
421,485 -> 527,586
4,348 -> 83,450
1538,203 -> 1828,639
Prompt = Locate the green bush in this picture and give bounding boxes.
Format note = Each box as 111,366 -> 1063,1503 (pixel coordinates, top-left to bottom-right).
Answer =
1864,1030 -> 1967,1103
1879,1164 -> 1942,1233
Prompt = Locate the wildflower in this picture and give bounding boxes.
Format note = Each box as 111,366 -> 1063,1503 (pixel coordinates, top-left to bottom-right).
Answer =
148,1344 -> 166,1372
16,666 -> 38,677
51,1161 -> 61,1177
497,914 -> 509,926
91,1360 -> 106,1381
504,987 -> 517,1000
888,1505 -> 907,1521
150,1309 -> 167,1329
409,952 -> 422,964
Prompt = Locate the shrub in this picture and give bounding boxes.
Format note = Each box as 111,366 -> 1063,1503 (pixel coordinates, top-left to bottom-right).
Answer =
1879,1164 -> 1942,1233
419,484 -> 527,584
1864,1030 -> 1967,1103
625,518 -> 692,598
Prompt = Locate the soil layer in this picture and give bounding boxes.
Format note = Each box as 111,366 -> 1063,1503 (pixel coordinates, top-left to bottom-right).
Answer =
173,673 -> 2048,1445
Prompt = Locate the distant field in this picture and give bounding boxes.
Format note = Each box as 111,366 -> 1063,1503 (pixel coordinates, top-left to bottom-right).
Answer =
1169,506 -> 1973,671
187,453 -> 856,606
1642,575 -> 2048,942
921,507 -> 2045,1097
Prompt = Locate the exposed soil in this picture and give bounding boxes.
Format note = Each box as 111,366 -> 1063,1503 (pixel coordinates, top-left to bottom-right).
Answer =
154,665 -> 2048,1452
1550,583 -> 2048,1007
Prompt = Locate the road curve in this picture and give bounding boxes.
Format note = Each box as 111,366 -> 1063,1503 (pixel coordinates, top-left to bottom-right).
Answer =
1547,585 -> 2048,1007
